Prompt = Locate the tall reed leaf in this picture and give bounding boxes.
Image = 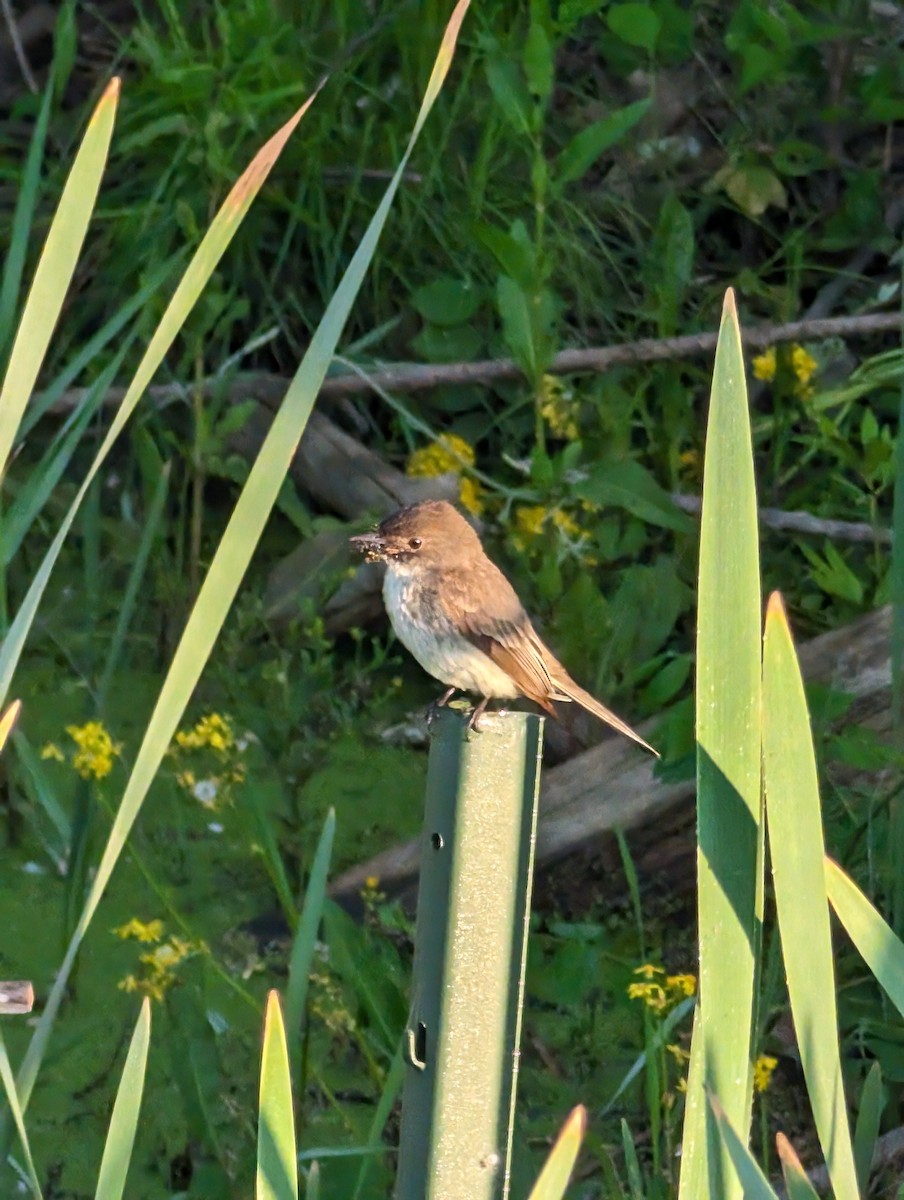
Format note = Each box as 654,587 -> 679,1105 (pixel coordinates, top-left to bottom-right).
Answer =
763,593 -> 858,1198
0,1030 -> 41,1198
775,1134 -> 821,1200
6,96 -> 313,1112
525,1106 -> 587,1200
257,992 -> 297,1200
285,808 -> 335,1076
679,289 -> 762,1200
0,96 -> 314,711
11,0 -> 470,1120
708,1095 -> 778,1200
94,999 -> 151,1200
825,856 -> 904,1017
0,80 -> 118,478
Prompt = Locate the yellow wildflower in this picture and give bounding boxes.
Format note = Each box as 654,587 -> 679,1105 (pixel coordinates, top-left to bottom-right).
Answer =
551,509 -> 581,538
40,743 -> 65,762
633,963 -> 665,981
175,712 -> 234,753
514,505 -> 546,542
406,434 -> 475,478
407,435 -> 482,517
538,375 -> 580,440
458,475 -> 484,517
752,347 -> 776,381
627,980 -> 668,1012
113,918 -> 164,944
66,721 -> 121,780
364,875 -> 380,890
666,973 -> 697,998
791,344 -> 817,385
752,344 -> 818,396
753,1053 -> 778,1093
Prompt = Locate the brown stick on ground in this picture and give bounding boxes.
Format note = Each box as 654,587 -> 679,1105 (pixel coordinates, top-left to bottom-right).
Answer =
36,309 -> 902,415
0,980 -> 34,1015
330,605 -> 892,902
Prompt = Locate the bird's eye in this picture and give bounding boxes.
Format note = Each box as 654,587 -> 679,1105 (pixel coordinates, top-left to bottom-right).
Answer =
408,537 -> 422,550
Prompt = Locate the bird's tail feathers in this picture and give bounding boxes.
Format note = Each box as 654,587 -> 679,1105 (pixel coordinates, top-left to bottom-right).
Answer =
552,678 -> 659,757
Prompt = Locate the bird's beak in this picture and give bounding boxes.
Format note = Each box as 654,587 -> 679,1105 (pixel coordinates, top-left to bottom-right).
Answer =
349,532 -> 386,562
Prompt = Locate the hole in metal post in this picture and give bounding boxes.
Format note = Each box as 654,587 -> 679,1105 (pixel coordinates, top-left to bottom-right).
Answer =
414,1021 -> 427,1066
430,832 -> 444,850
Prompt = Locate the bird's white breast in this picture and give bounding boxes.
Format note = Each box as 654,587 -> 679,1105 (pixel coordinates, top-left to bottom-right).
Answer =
382,566 -> 520,699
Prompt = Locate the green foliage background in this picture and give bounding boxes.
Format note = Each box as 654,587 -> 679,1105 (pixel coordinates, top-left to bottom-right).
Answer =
0,1 -> 902,1196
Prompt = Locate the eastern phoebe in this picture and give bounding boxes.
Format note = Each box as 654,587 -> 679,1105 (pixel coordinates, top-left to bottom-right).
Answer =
350,500 -> 657,755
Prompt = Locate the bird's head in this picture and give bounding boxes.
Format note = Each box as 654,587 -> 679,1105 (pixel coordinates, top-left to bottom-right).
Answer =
349,500 -> 481,572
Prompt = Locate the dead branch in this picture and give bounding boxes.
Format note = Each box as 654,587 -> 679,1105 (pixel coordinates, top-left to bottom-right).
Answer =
36,309 -> 902,416
671,493 -> 892,545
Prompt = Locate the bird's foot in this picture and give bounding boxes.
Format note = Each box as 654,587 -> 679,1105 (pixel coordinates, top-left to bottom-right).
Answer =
466,697 -> 490,732
427,687 -> 457,726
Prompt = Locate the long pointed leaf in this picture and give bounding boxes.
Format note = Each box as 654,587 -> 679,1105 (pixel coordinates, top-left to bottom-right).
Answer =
0,80 -> 119,477
680,288 -> 762,1200
257,991 -> 298,1200
285,808 -> 335,1075
775,1133 -> 820,1200
709,1093 -> 779,1200
12,1 -> 470,1120
10,93 -> 315,1113
526,1106 -> 587,1200
94,999 -> 151,1200
0,1030 -> 42,1199
825,856 -> 904,1017
763,594 -> 858,1198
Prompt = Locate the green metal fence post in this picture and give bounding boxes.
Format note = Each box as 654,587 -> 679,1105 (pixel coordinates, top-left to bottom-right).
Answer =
395,706 -> 544,1200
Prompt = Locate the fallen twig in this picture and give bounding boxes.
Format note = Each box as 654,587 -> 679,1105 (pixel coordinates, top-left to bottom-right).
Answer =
37,309 -> 902,415
671,493 -> 892,545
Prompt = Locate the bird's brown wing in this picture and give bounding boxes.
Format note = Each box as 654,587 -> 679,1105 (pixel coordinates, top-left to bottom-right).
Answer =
465,615 -> 560,716
440,560 -> 559,712
443,558 -> 658,755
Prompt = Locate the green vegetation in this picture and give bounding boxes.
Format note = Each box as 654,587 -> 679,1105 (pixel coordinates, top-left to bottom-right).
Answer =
0,1 -> 902,1196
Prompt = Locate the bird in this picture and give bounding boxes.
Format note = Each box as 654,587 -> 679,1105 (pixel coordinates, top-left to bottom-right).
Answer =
349,500 -> 657,755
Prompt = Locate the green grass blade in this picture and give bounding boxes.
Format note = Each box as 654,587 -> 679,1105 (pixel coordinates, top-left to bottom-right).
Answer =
350,1047 -> 404,1200
0,80 -> 119,478
11,1 -> 469,1119
21,254 -> 180,439
709,1093 -> 779,1200
98,461 -> 171,703
825,856 -> 904,1017
285,808 -> 336,1075
3,352 -> 125,566
763,594 -> 858,1198
526,1106 -> 587,1200
12,731 -> 72,849
94,998 -> 151,1200
305,1161 -> 320,1199
890,261 -> 904,927
0,94 -> 314,712
257,991 -> 298,1200
0,82 -> 53,365
853,1062 -> 882,1194
679,288 -> 762,1200
0,1029 -> 42,1198
620,1120 -> 644,1200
